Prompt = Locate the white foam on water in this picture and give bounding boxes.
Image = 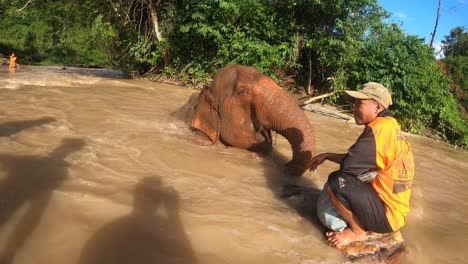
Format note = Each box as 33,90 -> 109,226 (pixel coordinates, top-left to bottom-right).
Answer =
1,66 -> 124,89
0,82 -> 21,90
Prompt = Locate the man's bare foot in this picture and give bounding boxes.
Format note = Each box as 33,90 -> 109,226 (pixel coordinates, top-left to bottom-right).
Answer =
326,228 -> 367,247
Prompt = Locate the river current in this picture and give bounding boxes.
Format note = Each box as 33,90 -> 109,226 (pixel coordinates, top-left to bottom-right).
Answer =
0,66 -> 467,264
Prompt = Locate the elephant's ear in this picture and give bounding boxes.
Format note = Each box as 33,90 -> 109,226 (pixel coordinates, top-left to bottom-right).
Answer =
191,89 -> 220,143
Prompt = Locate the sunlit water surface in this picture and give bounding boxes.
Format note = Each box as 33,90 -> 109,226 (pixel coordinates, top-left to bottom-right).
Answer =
0,66 -> 467,264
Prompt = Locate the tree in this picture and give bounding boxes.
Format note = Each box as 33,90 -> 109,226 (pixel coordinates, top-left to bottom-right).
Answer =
442,26 -> 468,57
0,0 -> 110,66
441,27 -> 468,118
347,23 -> 467,146
271,0 -> 387,94
429,0 -> 441,48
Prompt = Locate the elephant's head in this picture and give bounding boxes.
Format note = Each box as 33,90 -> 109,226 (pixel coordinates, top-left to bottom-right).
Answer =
191,65 -> 315,176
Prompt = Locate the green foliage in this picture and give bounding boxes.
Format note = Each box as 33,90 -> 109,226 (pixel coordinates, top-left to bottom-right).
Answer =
91,15 -> 117,54
342,23 -> 467,146
442,26 -> 468,57
271,0 -> 387,92
0,0 -> 109,66
435,95 -> 468,146
438,27 -> 468,146
443,55 -> 468,111
171,0 -> 295,79
441,27 -> 468,117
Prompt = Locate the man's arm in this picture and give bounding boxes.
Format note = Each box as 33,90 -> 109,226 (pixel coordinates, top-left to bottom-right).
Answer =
309,153 -> 346,171
341,126 -> 377,177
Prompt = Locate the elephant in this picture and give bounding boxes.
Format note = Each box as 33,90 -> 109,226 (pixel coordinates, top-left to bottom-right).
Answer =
188,65 -> 315,176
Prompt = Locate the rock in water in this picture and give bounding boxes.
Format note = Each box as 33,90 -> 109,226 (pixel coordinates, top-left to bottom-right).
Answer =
339,230 -> 405,261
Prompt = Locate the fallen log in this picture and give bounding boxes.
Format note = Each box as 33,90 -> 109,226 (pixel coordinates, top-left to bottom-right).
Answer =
302,92 -> 336,105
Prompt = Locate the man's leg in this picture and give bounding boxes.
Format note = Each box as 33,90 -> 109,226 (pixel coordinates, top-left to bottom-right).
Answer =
316,185 -> 347,232
325,183 -> 366,247
324,171 -> 392,247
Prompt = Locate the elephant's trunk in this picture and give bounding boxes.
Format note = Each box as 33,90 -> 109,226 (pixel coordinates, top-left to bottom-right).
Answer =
255,77 -> 315,176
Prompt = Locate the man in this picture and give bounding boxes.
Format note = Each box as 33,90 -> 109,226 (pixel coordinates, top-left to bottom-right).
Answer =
310,82 -> 414,247
9,53 -> 17,68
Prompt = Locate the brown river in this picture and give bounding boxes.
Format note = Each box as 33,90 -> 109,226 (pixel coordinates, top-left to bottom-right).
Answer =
0,66 -> 467,264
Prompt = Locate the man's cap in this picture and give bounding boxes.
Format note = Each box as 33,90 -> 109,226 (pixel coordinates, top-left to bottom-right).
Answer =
345,82 -> 392,108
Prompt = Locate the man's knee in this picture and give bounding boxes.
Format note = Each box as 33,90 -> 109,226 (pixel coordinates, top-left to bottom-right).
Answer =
326,171 -> 354,211
316,185 -> 347,231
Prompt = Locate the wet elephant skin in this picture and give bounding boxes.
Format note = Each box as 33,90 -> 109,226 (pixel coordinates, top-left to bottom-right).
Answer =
190,65 -> 315,176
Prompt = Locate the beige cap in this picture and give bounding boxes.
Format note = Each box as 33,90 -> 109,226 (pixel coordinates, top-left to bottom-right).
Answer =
345,82 -> 393,108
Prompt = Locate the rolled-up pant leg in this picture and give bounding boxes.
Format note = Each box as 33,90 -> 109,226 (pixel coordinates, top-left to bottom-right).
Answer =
316,184 -> 348,232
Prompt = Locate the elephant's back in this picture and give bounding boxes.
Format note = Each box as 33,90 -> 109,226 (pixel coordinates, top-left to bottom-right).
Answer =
217,65 -> 282,90
216,65 -> 264,82
211,65 -> 263,95
217,64 -> 261,77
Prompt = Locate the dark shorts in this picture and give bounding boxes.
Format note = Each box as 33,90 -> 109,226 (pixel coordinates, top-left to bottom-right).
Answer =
327,171 -> 393,233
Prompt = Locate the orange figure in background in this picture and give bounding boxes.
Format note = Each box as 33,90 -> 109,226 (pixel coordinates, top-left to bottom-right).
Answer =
9,53 -> 17,68
9,53 -> 18,73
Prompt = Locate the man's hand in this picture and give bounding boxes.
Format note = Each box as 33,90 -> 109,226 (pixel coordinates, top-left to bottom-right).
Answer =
309,153 -> 346,171
309,153 -> 329,171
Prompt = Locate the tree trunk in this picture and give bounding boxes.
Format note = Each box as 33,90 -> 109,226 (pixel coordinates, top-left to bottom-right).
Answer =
429,0 -> 441,48
18,0 -> 33,11
307,49 -> 313,95
148,0 -> 162,42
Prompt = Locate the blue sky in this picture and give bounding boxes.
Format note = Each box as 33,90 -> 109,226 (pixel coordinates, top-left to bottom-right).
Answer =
377,0 -> 467,52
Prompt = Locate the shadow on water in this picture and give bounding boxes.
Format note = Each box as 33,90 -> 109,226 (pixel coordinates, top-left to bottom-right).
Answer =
261,128 -> 325,232
78,176 -> 198,264
0,138 -> 85,264
0,117 -> 56,137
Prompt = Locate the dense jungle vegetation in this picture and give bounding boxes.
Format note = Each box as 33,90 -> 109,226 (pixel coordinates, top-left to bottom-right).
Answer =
0,0 -> 467,147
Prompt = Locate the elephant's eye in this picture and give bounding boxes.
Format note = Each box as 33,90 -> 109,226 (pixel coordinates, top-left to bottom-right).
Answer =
236,89 -> 248,95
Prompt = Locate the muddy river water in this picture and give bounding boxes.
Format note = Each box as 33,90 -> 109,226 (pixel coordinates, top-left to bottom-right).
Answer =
0,66 -> 467,264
